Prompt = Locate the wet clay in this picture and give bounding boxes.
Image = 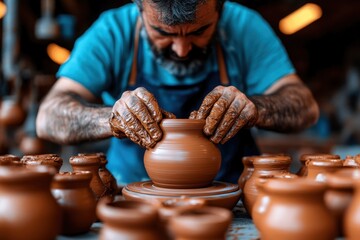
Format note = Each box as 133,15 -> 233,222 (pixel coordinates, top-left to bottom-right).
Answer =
258,178 -> 337,240
144,119 -> 221,189
0,154 -> 22,166
51,171 -> 97,235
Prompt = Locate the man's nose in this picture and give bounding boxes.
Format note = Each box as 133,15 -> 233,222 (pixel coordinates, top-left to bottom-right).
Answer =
171,37 -> 192,58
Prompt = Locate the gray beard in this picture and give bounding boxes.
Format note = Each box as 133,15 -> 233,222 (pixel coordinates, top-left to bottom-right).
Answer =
140,27 -> 208,77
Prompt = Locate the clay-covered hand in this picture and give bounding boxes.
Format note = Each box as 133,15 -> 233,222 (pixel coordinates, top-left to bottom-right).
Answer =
109,87 -> 175,148
190,86 -> 258,144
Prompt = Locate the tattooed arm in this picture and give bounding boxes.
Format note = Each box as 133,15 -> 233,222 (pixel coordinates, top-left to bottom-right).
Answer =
36,77 -> 113,144
250,74 -> 319,132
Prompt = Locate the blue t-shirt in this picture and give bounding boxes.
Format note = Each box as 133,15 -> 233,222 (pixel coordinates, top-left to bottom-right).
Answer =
57,1 -> 295,185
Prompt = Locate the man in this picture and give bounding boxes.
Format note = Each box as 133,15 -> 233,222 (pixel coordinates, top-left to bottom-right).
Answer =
36,0 -> 319,185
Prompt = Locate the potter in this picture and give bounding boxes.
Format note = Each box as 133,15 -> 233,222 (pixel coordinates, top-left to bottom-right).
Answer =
36,0 -> 319,187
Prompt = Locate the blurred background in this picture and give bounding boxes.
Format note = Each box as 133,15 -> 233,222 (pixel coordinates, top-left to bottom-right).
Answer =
0,0 -> 359,166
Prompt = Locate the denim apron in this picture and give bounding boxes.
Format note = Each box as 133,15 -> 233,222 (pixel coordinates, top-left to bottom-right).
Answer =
107,20 -> 260,185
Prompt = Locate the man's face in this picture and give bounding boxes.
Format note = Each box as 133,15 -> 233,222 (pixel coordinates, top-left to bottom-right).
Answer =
141,1 -> 220,76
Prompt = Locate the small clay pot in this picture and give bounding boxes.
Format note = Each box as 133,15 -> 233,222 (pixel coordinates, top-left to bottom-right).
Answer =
243,154 -> 292,217
325,168 -> 360,237
168,206 -> 232,240
252,174 -> 298,232
97,199 -> 164,240
70,154 -> 107,202
0,165 -> 62,239
19,135 -> 46,155
238,156 -> 255,199
78,152 -> 118,197
306,158 -> 344,182
297,153 -> 340,177
258,178 -> 337,240
0,154 -> 22,166
21,153 -> 63,172
144,119 -> 221,189
0,97 -> 26,127
51,171 -> 97,235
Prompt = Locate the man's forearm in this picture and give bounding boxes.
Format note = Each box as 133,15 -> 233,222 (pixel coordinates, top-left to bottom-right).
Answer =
250,83 -> 319,132
36,92 -> 113,144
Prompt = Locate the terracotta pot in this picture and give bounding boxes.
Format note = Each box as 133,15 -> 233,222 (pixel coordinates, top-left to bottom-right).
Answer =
19,135 -> 46,155
306,158 -> 343,182
297,153 -> 340,177
238,156 -> 255,200
97,200 -> 164,240
252,174 -> 298,232
258,178 -> 337,240
78,152 -> 118,197
144,119 -> 221,189
242,154 -> 292,217
21,153 -> 63,172
51,171 -> 97,235
0,165 -> 62,239
70,154 -> 107,202
325,168 -> 360,237
168,206 -> 232,240
343,170 -> 360,239
155,197 -> 206,223
0,154 -> 21,166
0,97 -> 26,127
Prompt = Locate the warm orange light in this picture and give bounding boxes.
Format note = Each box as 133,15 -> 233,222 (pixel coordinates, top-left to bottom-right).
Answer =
0,1 -> 7,19
279,3 -> 322,35
47,43 -> 70,65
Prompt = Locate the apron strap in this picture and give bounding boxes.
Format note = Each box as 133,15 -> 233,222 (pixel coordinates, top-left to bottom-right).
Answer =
216,42 -> 230,85
128,18 -> 142,86
128,18 -> 230,86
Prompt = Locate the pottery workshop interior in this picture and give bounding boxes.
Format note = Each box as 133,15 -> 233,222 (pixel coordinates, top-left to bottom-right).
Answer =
0,0 -> 360,239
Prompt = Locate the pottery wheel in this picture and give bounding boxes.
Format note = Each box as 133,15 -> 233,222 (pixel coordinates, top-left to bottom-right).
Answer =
122,181 -> 241,210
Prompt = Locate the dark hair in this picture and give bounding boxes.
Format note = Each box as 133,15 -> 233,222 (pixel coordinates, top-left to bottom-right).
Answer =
133,0 -> 225,25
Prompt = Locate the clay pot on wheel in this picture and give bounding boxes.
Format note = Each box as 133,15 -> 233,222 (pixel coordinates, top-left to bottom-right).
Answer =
0,165 -> 62,239
51,171 -> 97,235
144,119 -> 221,189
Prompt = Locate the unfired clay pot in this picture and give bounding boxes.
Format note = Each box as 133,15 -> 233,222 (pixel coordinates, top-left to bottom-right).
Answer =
252,174 -> 298,233
0,165 -> 62,239
238,155 -> 255,199
78,152 -> 118,198
325,168 -> 360,237
0,154 -> 21,166
21,153 -> 63,172
258,178 -> 337,240
297,153 -> 340,177
343,170 -> 360,239
51,171 -> 97,235
97,199 -> 164,240
144,119 -> 221,189
168,206 -> 232,240
0,96 -> 26,127
306,158 -> 343,182
343,155 -> 360,168
242,154 -> 292,217
70,154 -> 107,202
